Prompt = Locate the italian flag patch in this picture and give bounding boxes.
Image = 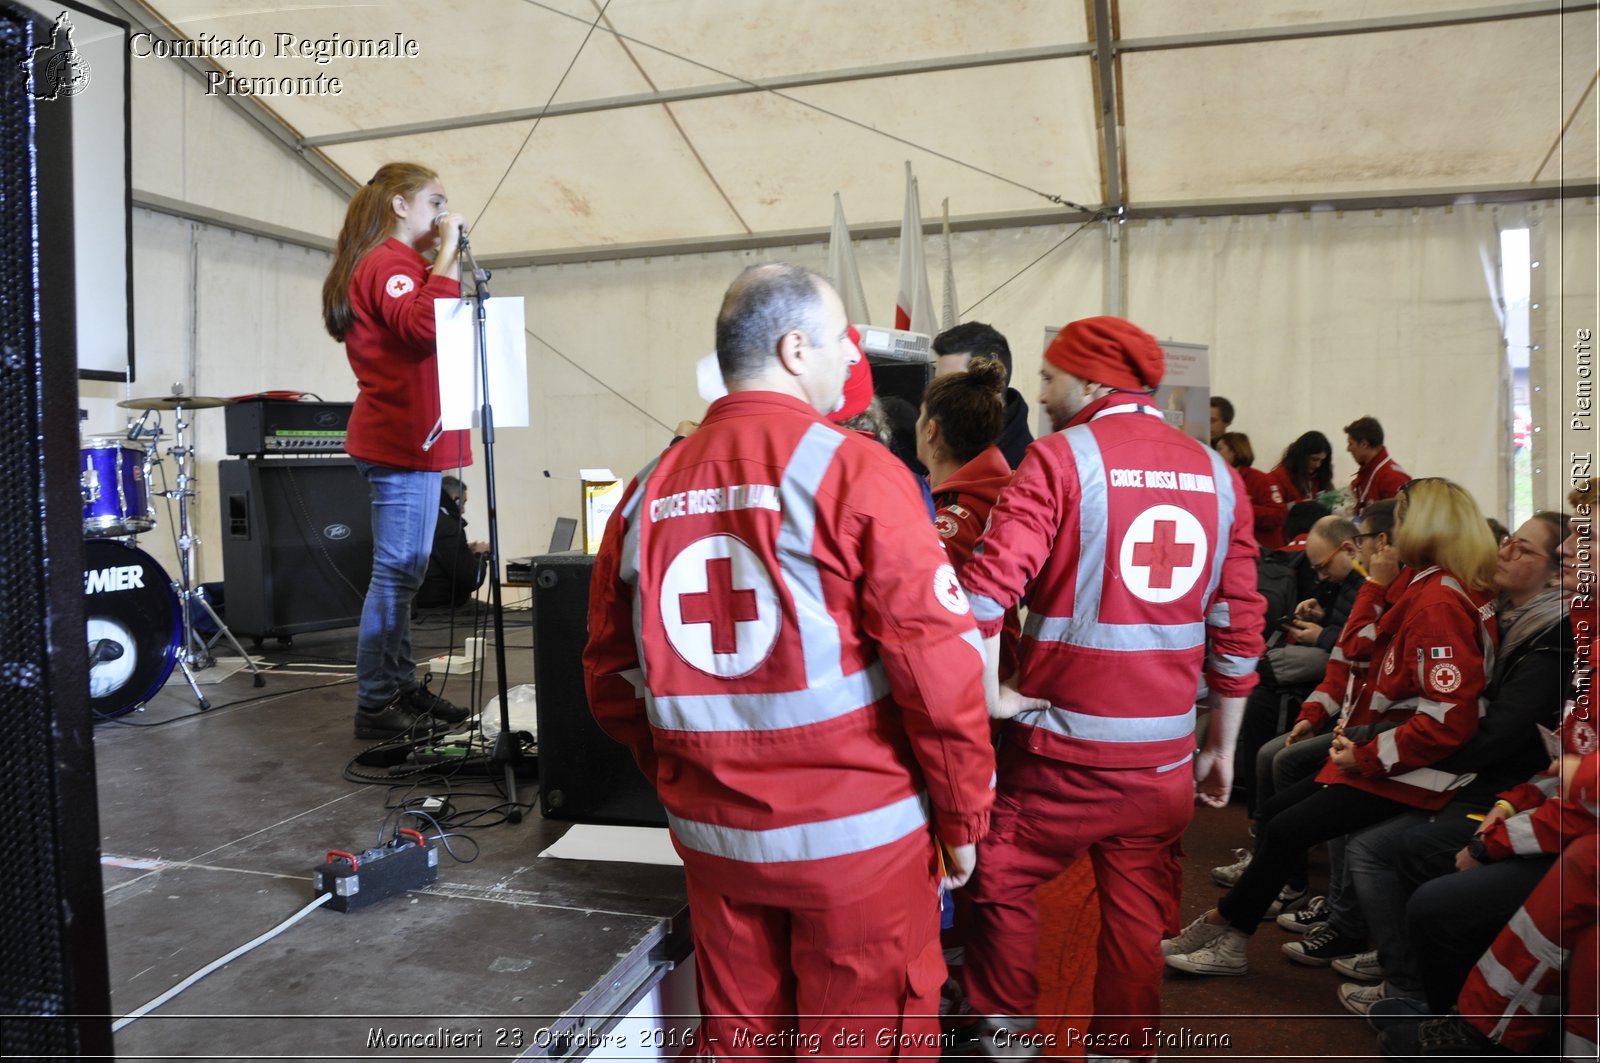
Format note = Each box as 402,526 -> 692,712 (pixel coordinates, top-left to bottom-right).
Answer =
1429,647 -> 1453,659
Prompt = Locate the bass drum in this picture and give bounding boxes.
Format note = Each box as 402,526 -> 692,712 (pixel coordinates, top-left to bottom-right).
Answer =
84,540 -> 180,718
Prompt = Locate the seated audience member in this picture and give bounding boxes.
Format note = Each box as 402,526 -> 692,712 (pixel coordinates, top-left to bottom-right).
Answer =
1233,515 -> 1365,802
1344,415 -> 1411,515
1165,479 -> 1497,979
1269,431 -> 1335,508
1340,511 -> 1571,1017
1219,505 -> 1401,932
931,321 -> 1033,469
1376,491 -> 1596,1019
1211,396 -> 1235,446
1270,499 -> 1333,608
1377,752 -> 1596,1061
416,476 -> 489,609
1218,431 -> 1287,550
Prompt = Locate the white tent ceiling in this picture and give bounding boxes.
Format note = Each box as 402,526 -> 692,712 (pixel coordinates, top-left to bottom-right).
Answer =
107,0 -> 1598,261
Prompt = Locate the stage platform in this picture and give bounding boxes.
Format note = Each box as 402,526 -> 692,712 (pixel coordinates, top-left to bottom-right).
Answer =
92,607 -> 691,1061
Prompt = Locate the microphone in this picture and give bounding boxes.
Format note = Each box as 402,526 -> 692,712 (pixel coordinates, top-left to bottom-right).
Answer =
127,407 -> 152,441
433,211 -> 467,239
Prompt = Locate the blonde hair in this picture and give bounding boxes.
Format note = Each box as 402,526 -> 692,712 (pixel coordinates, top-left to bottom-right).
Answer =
1394,479 -> 1498,592
322,162 -> 439,341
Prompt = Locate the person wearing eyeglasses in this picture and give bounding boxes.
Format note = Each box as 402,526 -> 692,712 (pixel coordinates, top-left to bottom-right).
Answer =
1166,478 -> 1498,979
1337,510 -> 1572,1021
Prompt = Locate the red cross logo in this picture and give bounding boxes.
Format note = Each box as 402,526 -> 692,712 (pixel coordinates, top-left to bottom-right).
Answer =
678,557 -> 759,654
1118,504 -> 1208,604
661,534 -> 780,677
384,273 -> 415,298
1130,520 -> 1194,590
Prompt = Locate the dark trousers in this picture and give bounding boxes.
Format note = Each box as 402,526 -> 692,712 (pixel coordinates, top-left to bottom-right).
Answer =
1404,852 -> 1556,1012
1217,776 -> 1412,934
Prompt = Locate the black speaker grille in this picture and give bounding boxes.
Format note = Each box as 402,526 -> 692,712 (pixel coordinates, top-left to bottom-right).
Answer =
0,8 -> 110,1056
0,16 -> 71,1058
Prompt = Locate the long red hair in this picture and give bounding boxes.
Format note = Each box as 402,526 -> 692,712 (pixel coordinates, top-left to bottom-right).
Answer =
321,162 -> 438,341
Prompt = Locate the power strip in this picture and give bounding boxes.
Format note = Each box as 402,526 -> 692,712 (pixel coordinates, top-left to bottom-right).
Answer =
312,829 -> 438,912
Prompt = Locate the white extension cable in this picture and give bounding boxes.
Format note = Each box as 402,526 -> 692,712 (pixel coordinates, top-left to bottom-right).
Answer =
112,891 -> 333,1033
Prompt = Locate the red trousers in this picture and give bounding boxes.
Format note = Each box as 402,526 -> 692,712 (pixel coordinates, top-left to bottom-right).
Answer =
1458,833 -> 1598,1058
685,846 -> 946,1059
962,742 -> 1192,1056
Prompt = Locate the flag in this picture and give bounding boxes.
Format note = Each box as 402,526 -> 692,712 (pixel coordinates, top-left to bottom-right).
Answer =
895,162 -> 936,335
827,193 -> 870,326
940,197 -> 959,332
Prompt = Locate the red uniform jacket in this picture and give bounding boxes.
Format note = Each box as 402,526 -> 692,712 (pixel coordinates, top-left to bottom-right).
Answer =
1316,566 -> 1497,810
1266,463 -> 1314,506
1297,573 -> 1410,732
1238,465 -> 1287,551
583,391 -> 995,906
343,238 -> 472,471
958,395 -> 1266,771
1351,448 -> 1411,514
932,445 -> 1021,679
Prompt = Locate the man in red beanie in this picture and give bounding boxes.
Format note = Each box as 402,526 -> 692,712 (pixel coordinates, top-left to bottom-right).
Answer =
954,315 -> 1266,1057
584,264 -> 995,1056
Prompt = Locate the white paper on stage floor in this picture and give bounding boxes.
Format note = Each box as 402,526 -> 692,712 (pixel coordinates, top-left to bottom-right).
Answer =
539,824 -> 682,866
434,296 -> 529,431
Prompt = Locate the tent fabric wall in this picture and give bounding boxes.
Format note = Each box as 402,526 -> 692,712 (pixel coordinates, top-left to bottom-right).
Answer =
92,201 -> 1542,589
1533,198 -> 1600,513
1124,205 -> 1507,519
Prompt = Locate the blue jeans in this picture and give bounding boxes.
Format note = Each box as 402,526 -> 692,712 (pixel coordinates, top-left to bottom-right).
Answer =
354,462 -> 441,708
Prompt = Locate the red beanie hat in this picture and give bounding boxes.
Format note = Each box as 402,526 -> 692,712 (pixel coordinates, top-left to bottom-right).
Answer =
1043,316 -> 1164,391
828,325 -> 874,424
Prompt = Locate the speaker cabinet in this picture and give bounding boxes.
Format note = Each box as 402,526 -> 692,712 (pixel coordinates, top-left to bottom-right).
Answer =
218,458 -> 372,639
868,357 -> 933,411
531,552 -> 666,827
0,5 -> 114,1055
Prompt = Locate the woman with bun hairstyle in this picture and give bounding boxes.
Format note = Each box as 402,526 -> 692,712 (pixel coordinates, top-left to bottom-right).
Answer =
1217,431 -> 1287,551
916,357 -> 1020,678
322,162 -> 472,740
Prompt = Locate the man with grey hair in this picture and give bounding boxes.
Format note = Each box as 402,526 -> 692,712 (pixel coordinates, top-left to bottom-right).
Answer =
584,264 -> 995,1055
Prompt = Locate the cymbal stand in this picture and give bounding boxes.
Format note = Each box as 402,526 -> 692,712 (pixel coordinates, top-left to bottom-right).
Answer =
161,402 -> 264,709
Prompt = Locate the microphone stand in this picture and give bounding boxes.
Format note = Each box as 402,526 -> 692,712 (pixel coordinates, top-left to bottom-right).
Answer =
458,230 -> 526,821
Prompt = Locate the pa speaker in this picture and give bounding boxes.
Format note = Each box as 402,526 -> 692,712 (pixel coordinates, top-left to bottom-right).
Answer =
218,458 -> 372,640
531,552 -> 666,827
868,357 -> 933,411
0,4 -> 114,1055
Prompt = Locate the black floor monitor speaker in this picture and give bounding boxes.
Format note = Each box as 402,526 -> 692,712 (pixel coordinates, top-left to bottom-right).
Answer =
1,4 -> 113,1055
531,552 -> 666,827
218,458 -> 373,640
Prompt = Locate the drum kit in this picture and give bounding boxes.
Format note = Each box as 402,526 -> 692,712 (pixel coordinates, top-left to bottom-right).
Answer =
83,391 -> 263,718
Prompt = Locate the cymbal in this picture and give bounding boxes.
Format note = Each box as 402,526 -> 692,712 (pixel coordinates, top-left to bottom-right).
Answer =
117,395 -> 235,411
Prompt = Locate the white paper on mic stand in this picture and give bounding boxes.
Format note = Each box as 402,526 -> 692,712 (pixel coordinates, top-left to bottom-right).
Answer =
434,296 -> 529,430
696,351 -> 728,404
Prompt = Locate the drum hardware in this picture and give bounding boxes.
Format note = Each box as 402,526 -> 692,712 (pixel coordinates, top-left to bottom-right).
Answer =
94,393 -> 264,713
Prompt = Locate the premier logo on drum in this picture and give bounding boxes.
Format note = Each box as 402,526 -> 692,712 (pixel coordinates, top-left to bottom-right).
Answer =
85,565 -> 146,595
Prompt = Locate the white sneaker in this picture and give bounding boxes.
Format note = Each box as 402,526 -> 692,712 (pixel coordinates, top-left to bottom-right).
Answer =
1211,847 -> 1252,887
1264,884 -> 1308,918
977,1016 -> 1043,1060
1165,927 -> 1250,976
1162,913 -> 1228,957
1276,895 -> 1329,933
1338,980 -> 1391,1015
1332,949 -> 1386,983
